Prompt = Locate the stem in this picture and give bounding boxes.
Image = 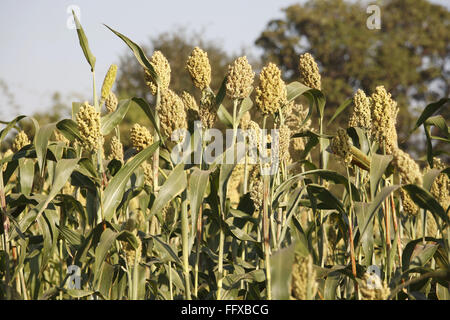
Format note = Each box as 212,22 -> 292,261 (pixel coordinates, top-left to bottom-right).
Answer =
346,167 -> 357,295
263,174 -> 272,300
217,227 -> 225,300
194,130 -> 205,298
181,190 -> 191,300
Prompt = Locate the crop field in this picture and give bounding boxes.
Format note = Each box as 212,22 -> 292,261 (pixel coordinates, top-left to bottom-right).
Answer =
0,11 -> 449,301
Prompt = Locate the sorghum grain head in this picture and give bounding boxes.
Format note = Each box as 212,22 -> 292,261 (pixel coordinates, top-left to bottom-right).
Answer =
298,53 -> 321,90
145,51 -> 171,95
186,47 -> 211,90
199,90 -> 217,129
226,56 -> 255,100
105,91 -> 118,113
331,128 -> 353,165
76,102 -> 101,152
349,89 -> 371,131
255,63 -> 287,115
12,130 -> 30,152
109,136 -> 124,162
370,86 -> 398,153
157,89 -> 187,141
101,64 -> 117,101
130,123 -> 153,152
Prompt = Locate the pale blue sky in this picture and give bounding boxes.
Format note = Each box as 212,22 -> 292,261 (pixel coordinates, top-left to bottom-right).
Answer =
0,0 -> 448,120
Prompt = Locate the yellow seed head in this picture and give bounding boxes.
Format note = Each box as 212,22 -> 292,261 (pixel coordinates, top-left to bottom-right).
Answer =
285,103 -> 310,160
54,130 -> 69,145
360,273 -> 391,300
392,148 -> 422,216
142,162 -> 153,187
130,124 -> 153,152
181,91 -> 200,124
76,102 -> 101,152
291,255 -> 318,300
145,51 -> 171,95
248,165 -> 263,211
109,136 -> 124,162
349,89 -> 371,131
279,124 -> 291,163
370,86 -> 399,153
426,158 -> 449,211
255,63 -> 287,115
247,120 -> 262,159
105,91 -> 118,113
186,47 -> 211,90
331,128 -> 353,165
123,231 -> 142,268
12,130 -> 30,152
158,89 -> 187,140
298,53 -> 321,90
239,111 -> 251,130
101,64 -> 118,101
199,90 -> 217,129
228,164 -> 245,205
226,56 -> 255,99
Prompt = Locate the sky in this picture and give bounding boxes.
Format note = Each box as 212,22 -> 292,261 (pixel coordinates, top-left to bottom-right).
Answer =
0,0 -> 449,121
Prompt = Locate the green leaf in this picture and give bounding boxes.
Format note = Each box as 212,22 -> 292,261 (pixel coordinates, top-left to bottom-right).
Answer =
18,158 -> 34,196
188,168 -> 210,246
402,238 -> 440,271
354,202 -> 373,266
72,11 -> 96,72
270,243 -> 296,300
217,104 -> 233,128
357,185 -> 400,248
105,24 -> 158,84
424,115 -> 449,138
410,98 -> 449,134
10,158 -> 79,240
403,184 -> 448,224
66,289 -> 95,298
302,169 -> 360,201
102,141 -> 159,221
149,162 -> 187,222
93,228 -> 117,285
131,97 -> 162,141
100,99 -> 132,135
224,217 -> 257,242
56,119 -> 81,142
423,167 -> 449,191
328,98 -> 352,126
286,81 -> 311,101
34,123 -> 56,174
0,115 -> 26,143
324,266 -> 345,300
370,154 -> 393,199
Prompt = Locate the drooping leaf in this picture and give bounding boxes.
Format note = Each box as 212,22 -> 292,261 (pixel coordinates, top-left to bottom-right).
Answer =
102,141 -> 159,221
72,11 -> 96,72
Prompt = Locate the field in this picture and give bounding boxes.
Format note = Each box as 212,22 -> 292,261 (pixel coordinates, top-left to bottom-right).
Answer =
0,12 -> 449,300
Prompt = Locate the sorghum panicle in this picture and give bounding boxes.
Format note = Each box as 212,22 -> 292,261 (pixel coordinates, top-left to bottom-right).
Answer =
186,47 -> 211,90
145,51 -> 171,95
76,102 -> 101,152
298,53 -> 321,90
255,63 -> 287,115
226,56 -> 255,100
130,123 -> 153,152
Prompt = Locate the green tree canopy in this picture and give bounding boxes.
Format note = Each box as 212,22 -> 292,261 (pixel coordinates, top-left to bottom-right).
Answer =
255,0 -> 449,150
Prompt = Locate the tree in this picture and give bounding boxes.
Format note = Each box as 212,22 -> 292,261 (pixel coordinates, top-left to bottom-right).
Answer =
255,0 -> 449,152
